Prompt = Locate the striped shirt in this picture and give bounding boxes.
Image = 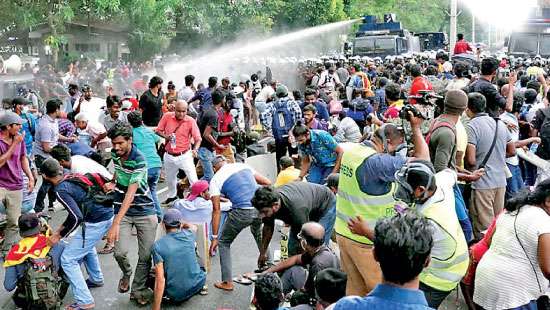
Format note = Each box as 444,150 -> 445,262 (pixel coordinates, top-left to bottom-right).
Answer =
112,144 -> 155,216
474,205 -> 550,309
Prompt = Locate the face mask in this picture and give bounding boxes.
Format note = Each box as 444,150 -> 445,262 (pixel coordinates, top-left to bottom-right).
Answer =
22,106 -> 29,113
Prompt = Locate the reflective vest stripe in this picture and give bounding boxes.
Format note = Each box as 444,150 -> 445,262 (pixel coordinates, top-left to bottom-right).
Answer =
337,189 -> 396,206
426,268 -> 465,283
428,252 -> 469,269
336,210 -> 378,228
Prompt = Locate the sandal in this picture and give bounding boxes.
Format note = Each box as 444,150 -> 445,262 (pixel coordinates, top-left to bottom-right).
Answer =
130,293 -> 151,306
233,276 -> 252,285
118,277 -> 130,293
65,302 -> 95,310
214,281 -> 234,291
98,243 -> 114,255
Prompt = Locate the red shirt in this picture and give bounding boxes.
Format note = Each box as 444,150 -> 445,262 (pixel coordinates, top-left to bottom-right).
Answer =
409,76 -> 433,105
453,39 -> 472,55
216,111 -> 233,153
156,113 -> 201,154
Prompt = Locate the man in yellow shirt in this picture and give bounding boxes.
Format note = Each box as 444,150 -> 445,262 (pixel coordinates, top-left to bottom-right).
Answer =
274,156 -> 300,187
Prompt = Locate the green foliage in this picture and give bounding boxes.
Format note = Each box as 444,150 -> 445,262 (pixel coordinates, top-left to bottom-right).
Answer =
275,0 -> 347,29
1,0 -> 486,63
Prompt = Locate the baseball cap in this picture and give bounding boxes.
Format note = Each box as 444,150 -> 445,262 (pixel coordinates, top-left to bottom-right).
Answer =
276,84 -> 288,97
163,208 -> 183,228
18,213 -> 41,237
0,111 -> 24,127
121,99 -> 132,110
187,180 -> 209,201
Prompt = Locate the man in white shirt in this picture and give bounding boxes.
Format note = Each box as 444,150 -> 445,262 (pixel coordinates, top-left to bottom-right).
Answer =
50,144 -> 112,180
178,75 -> 196,102
74,112 -> 112,164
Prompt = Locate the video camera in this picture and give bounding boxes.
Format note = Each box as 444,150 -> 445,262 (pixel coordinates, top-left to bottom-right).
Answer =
399,90 -> 442,121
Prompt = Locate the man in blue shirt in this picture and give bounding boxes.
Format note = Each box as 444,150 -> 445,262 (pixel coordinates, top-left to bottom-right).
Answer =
41,158 -> 114,310
189,76 -> 217,111
208,155 -> 272,291
303,88 -> 330,121
293,124 -> 343,184
12,97 -> 36,156
334,211 -> 434,310
151,209 -> 206,310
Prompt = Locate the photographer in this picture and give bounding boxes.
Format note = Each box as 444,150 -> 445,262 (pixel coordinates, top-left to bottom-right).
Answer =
335,109 -> 429,296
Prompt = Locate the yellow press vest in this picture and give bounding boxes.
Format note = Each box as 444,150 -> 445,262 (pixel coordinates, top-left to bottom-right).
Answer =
419,200 -> 469,292
335,143 -> 397,245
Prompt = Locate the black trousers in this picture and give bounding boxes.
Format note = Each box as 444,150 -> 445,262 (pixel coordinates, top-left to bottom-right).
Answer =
275,137 -> 297,171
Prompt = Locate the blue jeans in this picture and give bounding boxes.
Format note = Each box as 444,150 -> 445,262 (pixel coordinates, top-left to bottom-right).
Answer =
308,164 -> 333,184
454,184 -> 473,243
61,217 -> 113,305
318,197 -> 336,245
288,200 -> 336,255
147,167 -> 162,220
198,147 -> 215,182
506,163 -> 524,200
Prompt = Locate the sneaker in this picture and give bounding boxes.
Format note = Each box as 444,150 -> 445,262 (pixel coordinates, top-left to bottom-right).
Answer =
199,285 -> 208,295
162,196 -> 178,206
85,279 -> 104,288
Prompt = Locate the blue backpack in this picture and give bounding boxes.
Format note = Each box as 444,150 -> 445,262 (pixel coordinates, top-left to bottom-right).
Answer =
272,98 -> 294,140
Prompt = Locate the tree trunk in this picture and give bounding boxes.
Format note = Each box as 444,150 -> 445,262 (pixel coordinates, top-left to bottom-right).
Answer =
47,9 -> 59,69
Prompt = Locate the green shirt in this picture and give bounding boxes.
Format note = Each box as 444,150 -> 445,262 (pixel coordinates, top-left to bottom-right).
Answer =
132,126 -> 162,169
112,144 -> 155,216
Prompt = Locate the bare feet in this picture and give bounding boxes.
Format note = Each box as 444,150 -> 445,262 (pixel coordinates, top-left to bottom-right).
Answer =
214,281 -> 234,291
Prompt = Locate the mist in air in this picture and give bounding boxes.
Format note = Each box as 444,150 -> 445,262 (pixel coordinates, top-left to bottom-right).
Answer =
162,19 -> 359,91
462,0 -> 537,31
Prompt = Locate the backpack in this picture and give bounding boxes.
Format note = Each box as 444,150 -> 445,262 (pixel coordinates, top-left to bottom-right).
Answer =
18,257 -> 62,310
62,173 -> 114,247
63,173 -> 113,208
272,99 -> 294,140
425,119 -> 455,144
537,108 -> 550,160
21,113 -> 35,140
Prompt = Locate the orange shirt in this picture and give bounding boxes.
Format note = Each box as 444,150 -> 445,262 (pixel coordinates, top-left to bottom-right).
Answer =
156,113 -> 201,153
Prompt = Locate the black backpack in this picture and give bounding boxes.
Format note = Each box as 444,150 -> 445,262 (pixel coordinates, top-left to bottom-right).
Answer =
537,108 -> 550,160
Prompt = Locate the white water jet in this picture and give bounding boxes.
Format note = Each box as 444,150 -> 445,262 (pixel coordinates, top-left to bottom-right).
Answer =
164,19 -> 360,89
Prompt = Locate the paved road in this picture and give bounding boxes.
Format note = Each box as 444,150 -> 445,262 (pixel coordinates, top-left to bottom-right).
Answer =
0,180 -> 467,309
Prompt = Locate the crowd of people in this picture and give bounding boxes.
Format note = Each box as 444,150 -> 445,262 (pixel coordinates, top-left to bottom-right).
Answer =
1,32 -> 550,310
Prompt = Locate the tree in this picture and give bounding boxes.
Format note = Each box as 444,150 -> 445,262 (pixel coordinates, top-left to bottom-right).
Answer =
275,0 -> 348,30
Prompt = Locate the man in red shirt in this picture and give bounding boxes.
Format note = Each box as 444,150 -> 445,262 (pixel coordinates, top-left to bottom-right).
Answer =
453,33 -> 472,55
155,100 -> 201,204
216,100 -> 235,162
409,65 -> 433,105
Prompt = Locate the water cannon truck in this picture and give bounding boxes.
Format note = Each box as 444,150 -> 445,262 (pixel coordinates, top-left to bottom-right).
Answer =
350,14 -> 420,58
507,2 -> 550,57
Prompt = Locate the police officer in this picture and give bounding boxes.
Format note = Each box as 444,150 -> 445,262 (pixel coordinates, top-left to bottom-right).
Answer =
334,111 -> 429,296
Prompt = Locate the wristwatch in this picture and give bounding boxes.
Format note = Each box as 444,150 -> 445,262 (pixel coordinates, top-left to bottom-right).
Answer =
211,234 -> 218,239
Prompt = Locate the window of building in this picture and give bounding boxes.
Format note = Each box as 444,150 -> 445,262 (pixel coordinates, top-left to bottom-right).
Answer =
75,43 -> 100,53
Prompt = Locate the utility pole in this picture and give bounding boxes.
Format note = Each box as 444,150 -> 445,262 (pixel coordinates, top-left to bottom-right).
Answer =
449,0 -> 458,53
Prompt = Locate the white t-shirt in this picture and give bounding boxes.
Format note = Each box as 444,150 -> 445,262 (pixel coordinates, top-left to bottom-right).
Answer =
474,205 -> 550,310
70,155 -> 113,180
500,112 -> 519,166
74,97 -> 106,123
178,86 -> 195,102
256,86 -> 275,103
